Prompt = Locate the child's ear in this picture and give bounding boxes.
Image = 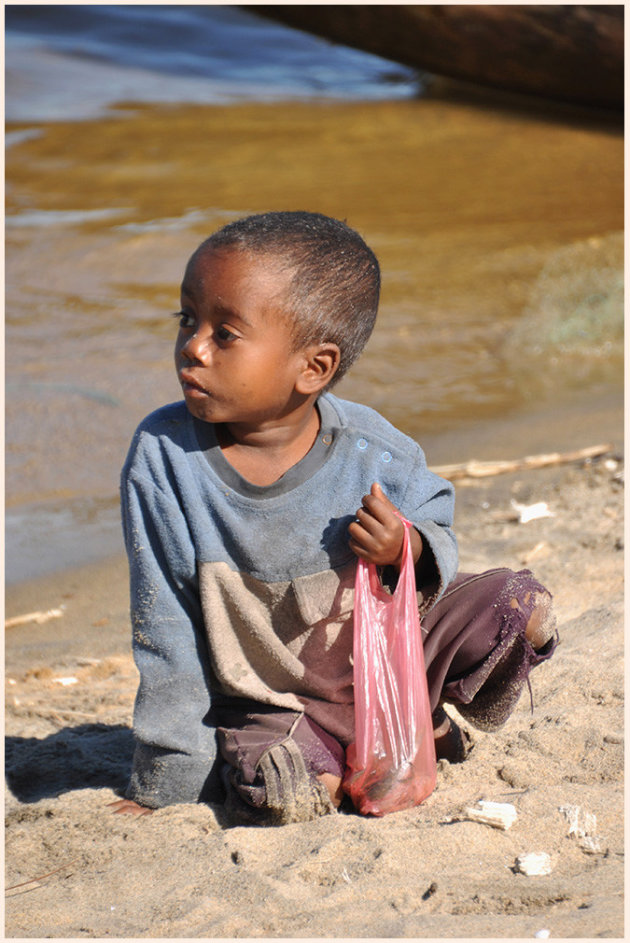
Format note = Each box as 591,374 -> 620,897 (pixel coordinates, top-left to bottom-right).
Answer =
296,343 -> 341,394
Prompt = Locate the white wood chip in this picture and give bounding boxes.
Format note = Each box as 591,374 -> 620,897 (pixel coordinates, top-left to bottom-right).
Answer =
515,852 -> 552,876
463,800 -> 518,830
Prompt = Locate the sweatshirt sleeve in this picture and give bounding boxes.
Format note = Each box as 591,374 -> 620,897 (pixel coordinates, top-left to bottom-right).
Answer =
121,462 -> 220,808
400,450 -> 458,614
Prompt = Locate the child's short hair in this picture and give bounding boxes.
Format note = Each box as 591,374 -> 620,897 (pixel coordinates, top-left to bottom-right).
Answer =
196,210 -> 380,384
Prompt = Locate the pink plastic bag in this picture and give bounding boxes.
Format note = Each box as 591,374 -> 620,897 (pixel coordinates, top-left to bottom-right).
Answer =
343,517 -> 436,816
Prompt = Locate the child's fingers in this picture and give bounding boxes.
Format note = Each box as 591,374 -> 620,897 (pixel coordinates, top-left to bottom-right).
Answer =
351,508 -> 399,547
364,482 -> 400,516
359,487 -> 402,528
354,505 -> 383,536
348,534 -> 369,559
349,483 -> 406,564
370,481 -> 398,509
347,521 -> 377,559
348,515 -> 404,565
348,519 -> 376,554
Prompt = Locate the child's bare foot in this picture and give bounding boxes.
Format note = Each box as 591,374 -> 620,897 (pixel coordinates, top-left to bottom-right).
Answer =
432,705 -> 470,763
108,799 -> 154,817
513,590 -> 556,651
317,772 -> 344,808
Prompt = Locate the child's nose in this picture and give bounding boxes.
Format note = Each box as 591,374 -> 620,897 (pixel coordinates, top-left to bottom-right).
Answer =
180,329 -> 212,365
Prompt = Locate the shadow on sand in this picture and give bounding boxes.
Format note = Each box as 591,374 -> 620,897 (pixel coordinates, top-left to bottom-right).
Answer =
5,723 -> 134,803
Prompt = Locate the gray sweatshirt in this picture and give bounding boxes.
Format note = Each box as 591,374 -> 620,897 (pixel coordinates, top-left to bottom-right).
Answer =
120,393 -> 457,807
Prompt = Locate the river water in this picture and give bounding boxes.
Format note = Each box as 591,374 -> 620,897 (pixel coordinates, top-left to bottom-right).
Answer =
5,5 -> 624,583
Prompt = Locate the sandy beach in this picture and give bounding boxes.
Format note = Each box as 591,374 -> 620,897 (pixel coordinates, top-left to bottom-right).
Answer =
5,9 -> 624,937
5,427 -> 624,939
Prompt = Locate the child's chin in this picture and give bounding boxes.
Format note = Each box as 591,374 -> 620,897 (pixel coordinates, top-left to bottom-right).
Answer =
183,396 -> 215,422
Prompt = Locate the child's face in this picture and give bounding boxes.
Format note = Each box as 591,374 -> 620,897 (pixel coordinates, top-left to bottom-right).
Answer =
174,247 -> 305,427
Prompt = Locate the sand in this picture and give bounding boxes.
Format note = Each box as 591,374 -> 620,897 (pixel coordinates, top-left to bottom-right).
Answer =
5,449 -> 624,939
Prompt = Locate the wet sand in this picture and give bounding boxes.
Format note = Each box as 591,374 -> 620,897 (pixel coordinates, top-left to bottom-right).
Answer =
5,405 -> 623,938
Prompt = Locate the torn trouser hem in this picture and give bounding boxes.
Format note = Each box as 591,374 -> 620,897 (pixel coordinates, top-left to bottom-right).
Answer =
217,710 -> 342,825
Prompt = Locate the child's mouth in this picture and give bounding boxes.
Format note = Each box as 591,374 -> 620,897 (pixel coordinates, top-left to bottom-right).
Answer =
179,372 -> 209,396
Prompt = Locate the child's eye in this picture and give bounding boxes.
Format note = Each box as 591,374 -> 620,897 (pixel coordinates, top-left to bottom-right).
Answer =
216,325 -> 238,344
172,310 -> 195,329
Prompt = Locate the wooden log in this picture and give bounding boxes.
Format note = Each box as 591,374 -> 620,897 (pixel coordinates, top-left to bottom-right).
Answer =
248,5 -> 623,111
430,443 -> 614,481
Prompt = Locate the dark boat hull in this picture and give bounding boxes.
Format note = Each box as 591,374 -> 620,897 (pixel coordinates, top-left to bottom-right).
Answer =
248,5 -> 623,111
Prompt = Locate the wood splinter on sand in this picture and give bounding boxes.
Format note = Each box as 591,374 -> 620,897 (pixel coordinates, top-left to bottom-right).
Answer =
443,800 -> 518,830
515,852 -> 553,876
463,800 -> 518,830
5,607 -> 64,629
431,444 -> 613,481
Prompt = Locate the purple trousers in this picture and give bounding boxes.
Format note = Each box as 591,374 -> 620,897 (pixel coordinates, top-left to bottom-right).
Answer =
216,567 -> 557,823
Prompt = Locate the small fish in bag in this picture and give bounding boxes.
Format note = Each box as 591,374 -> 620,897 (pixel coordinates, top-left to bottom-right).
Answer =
343,517 -> 436,816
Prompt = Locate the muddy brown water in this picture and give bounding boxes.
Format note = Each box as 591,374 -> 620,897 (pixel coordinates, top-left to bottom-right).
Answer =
5,93 -> 623,581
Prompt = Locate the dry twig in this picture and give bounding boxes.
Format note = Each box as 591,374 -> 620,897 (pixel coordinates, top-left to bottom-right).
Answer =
6,859 -> 80,894
431,443 -> 613,481
5,608 -> 64,629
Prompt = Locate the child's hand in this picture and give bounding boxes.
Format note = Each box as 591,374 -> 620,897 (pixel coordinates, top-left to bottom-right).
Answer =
107,799 -> 154,817
348,482 -> 422,569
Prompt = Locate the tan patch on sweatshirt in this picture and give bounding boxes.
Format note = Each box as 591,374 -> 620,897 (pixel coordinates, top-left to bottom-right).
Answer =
199,560 -> 356,743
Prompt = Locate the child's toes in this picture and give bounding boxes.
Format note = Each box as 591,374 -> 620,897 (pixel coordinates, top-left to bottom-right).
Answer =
524,591 -> 556,651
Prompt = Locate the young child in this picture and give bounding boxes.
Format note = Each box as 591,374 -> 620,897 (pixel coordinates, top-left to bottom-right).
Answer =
111,211 -> 557,823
